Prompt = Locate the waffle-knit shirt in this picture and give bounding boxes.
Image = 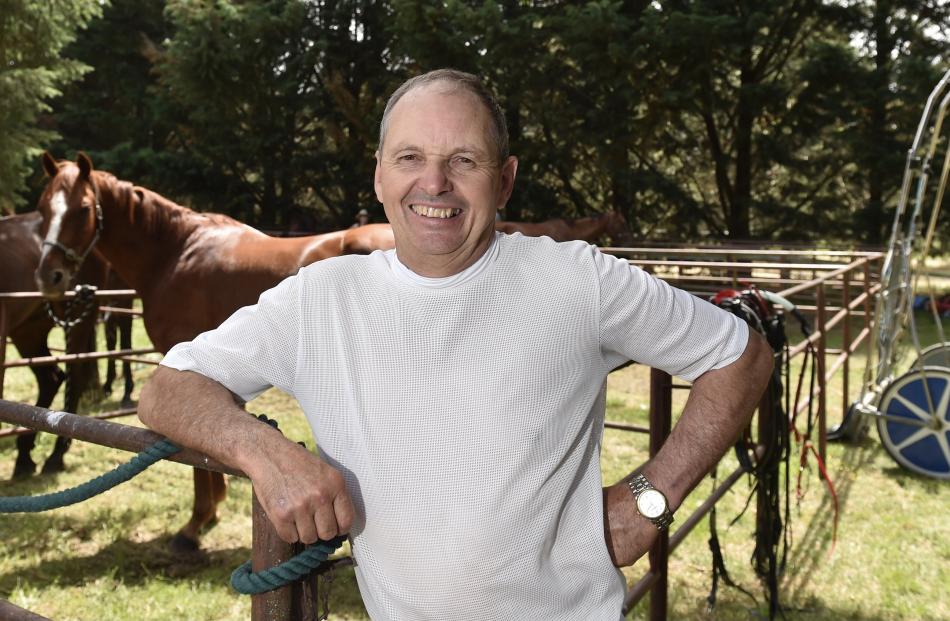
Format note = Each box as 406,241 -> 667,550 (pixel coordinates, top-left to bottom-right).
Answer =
161,233 -> 748,620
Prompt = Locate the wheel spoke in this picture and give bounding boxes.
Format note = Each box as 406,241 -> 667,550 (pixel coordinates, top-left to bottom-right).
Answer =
894,426 -> 933,452
937,379 -> 950,420
893,392 -> 936,422
937,432 -> 950,465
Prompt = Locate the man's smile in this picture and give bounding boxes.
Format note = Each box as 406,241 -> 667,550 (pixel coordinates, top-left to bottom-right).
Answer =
409,204 -> 463,219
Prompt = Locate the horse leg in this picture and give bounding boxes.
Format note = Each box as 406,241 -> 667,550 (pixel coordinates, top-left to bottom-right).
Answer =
119,313 -> 134,407
102,312 -> 117,397
169,468 -> 228,553
42,316 -> 97,475
10,325 -> 64,479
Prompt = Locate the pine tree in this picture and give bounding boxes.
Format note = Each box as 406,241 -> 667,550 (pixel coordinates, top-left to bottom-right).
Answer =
0,0 -> 102,213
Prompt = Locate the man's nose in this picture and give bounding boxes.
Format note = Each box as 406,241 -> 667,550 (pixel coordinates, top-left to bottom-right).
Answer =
418,160 -> 452,196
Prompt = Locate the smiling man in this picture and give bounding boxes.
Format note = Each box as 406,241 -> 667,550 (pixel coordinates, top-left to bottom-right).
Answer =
139,69 -> 772,620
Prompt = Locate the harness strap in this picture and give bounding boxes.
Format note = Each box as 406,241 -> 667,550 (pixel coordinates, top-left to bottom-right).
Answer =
42,174 -> 104,266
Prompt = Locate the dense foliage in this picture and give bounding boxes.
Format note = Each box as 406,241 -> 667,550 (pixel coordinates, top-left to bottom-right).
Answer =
0,0 -> 102,212
6,0 -> 949,242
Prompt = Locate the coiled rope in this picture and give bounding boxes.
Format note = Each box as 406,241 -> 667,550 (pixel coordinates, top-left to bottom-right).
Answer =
0,419 -> 344,595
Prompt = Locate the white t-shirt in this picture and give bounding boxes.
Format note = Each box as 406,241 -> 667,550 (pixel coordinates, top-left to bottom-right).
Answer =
162,233 -> 748,620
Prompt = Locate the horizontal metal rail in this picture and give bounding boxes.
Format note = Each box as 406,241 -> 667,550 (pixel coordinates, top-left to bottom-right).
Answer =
0,405 -> 138,438
0,289 -> 137,301
4,347 -> 156,369
0,400 -> 242,477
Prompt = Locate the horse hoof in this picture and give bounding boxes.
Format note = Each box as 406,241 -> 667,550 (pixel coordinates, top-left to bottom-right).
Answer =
40,457 -> 66,474
12,458 -> 36,480
168,533 -> 201,554
120,398 -> 136,409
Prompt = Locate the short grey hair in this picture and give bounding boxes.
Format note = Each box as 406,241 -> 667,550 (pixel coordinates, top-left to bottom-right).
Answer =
378,69 -> 509,164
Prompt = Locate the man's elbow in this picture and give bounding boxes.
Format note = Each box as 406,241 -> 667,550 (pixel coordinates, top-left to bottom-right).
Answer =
746,330 -> 774,396
137,365 -> 174,429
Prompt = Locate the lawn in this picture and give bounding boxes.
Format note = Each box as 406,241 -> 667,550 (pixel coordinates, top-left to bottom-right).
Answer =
0,312 -> 947,620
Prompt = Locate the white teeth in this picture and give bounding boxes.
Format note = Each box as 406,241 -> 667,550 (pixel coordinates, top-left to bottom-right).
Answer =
410,204 -> 460,219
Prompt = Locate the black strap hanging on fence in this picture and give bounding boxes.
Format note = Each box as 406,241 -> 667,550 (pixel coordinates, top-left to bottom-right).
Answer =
708,287 -> 794,620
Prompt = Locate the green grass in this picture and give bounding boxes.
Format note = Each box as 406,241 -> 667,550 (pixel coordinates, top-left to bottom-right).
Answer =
1,314 -> 948,620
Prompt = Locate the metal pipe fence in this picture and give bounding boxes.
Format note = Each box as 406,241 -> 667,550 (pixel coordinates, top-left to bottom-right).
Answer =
0,248 -> 884,620
611,248 -> 883,618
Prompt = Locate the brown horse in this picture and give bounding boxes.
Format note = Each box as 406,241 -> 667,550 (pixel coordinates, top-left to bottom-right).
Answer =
495,210 -> 634,246
0,212 -> 130,477
34,153 -> 394,551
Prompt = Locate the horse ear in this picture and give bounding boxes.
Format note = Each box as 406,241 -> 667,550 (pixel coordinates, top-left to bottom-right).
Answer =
42,152 -> 59,177
77,152 -> 94,180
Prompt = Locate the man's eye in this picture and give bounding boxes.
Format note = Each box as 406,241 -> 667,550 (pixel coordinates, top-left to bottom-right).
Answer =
398,154 -> 420,162
452,156 -> 476,168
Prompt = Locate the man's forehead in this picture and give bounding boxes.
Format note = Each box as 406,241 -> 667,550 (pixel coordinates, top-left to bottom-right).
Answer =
385,87 -> 491,145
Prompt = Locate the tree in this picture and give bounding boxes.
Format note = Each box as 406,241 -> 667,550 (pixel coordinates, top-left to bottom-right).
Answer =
0,0 -> 102,213
157,0 -> 394,229
835,0 -> 949,245
47,0 -> 173,190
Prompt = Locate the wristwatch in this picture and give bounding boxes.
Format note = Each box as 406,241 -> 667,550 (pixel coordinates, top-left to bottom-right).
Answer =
627,474 -> 674,531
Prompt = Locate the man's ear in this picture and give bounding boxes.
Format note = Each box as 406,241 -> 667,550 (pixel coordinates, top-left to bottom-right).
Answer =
374,150 -> 384,203
497,156 -> 518,209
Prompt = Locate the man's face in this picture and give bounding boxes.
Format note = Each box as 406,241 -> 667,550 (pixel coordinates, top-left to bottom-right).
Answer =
375,85 -> 517,277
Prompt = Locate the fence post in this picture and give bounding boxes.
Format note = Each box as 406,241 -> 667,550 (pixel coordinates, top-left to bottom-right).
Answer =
648,368 -> 672,621
816,283 -> 828,461
251,491 -> 321,621
842,270 -> 852,421
1,300 -> 8,401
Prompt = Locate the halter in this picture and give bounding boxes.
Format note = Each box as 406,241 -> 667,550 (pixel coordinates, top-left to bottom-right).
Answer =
42,175 -> 104,267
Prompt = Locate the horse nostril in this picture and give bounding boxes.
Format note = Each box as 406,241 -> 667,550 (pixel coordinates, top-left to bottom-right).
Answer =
51,270 -> 64,286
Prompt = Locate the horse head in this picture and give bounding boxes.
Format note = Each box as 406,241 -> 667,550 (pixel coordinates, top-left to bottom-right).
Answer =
34,152 -> 103,299
603,209 -> 634,247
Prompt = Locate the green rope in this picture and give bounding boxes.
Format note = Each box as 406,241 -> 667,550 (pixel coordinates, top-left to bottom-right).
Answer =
0,439 -> 180,512
0,430 -> 346,595
230,535 -> 347,594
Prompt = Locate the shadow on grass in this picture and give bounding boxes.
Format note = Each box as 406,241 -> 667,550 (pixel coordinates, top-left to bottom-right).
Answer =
780,433 -> 878,602
0,528 -> 369,619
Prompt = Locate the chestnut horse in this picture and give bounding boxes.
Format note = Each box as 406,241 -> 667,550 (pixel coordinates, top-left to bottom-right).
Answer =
0,212 -> 132,477
495,210 -> 634,246
34,153 -> 394,551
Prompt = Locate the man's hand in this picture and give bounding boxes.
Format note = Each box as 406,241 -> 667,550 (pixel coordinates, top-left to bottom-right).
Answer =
244,441 -> 355,544
139,366 -> 355,545
602,480 -> 658,567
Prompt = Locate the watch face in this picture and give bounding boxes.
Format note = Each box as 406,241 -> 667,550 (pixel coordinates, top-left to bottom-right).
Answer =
637,489 -> 667,519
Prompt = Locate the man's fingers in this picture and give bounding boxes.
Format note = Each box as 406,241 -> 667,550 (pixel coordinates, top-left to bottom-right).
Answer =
334,492 -> 355,534
313,505 -> 340,541
295,512 -> 320,545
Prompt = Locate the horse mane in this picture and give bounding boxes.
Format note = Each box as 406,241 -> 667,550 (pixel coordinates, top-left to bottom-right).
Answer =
93,170 -> 251,242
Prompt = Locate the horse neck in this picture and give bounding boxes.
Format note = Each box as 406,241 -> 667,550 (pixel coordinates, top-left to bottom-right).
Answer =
94,173 -> 195,291
570,213 -> 612,241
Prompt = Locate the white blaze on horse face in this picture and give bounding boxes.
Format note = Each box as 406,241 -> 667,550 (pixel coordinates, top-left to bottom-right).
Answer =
40,190 -> 68,261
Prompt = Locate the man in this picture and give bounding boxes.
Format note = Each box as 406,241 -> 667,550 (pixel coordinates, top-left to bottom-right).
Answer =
139,69 -> 772,620
351,208 -> 371,228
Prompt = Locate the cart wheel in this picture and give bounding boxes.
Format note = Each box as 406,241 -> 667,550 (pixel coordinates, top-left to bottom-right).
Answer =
913,342 -> 950,370
876,366 -> 950,479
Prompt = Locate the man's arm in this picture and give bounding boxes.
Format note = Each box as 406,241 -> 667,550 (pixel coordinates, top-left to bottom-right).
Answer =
602,329 -> 773,567
139,366 -> 354,544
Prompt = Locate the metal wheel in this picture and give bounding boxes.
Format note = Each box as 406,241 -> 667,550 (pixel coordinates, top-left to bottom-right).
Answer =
876,366 -> 950,479
913,342 -> 950,370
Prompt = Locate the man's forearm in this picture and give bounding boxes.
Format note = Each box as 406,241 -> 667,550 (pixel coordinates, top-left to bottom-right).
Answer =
643,330 -> 774,509
603,330 -> 774,566
138,365 -> 286,476
138,365 -> 355,543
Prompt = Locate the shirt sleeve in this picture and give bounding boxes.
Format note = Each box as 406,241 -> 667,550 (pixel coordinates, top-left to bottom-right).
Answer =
595,248 -> 748,381
160,273 -> 301,402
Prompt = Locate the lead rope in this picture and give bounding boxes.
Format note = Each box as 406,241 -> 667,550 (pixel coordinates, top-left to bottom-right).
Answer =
0,413 -> 345,598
